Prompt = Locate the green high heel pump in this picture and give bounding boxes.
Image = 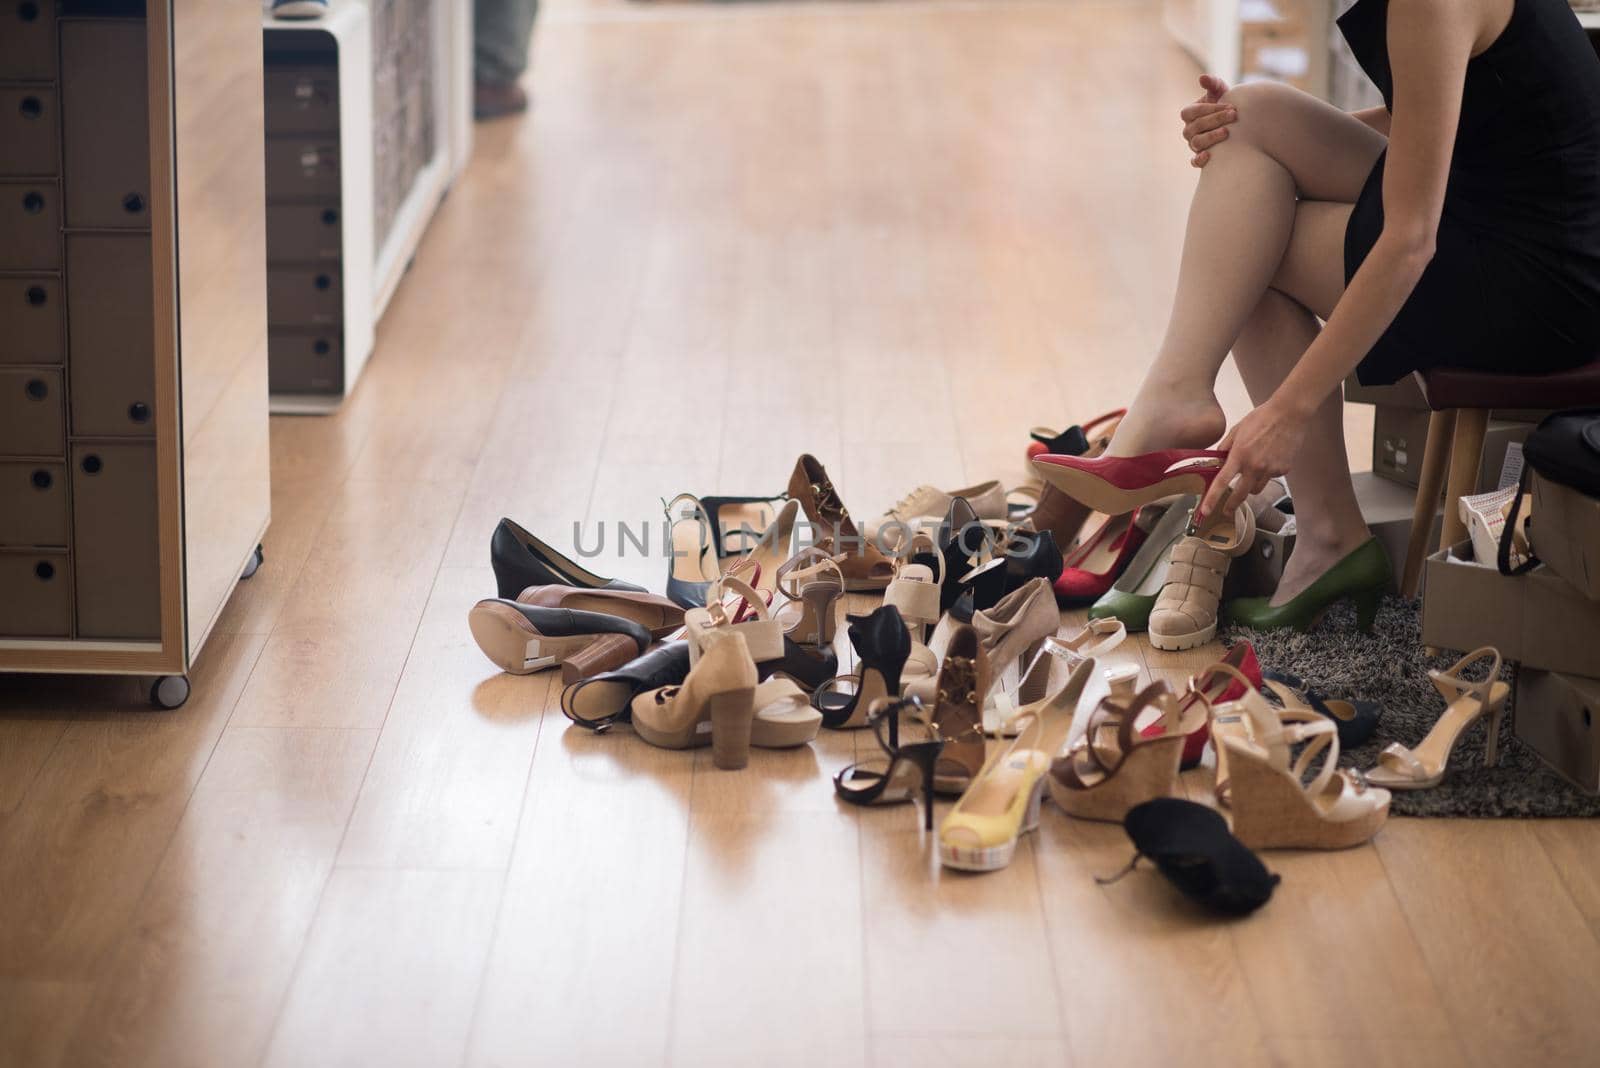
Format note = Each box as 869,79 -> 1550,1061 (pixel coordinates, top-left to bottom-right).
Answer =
1224,537 -> 1390,633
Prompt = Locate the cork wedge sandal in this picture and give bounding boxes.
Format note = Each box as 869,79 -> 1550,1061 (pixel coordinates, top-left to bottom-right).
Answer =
1048,680 -> 1204,824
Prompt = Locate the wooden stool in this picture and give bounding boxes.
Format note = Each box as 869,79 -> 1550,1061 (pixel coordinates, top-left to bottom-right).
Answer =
1399,361 -> 1600,597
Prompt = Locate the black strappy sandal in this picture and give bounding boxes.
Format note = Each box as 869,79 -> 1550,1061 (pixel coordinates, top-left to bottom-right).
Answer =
833,698 -> 947,830
1099,798 -> 1279,916
1261,669 -> 1382,748
812,605 -> 911,729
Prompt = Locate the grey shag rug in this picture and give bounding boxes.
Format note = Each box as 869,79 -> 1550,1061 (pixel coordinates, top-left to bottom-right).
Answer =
1222,596 -> 1600,818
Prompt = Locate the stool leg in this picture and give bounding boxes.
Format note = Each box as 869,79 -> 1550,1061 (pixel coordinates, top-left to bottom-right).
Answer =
1439,407 -> 1490,554
1400,409 -> 1455,598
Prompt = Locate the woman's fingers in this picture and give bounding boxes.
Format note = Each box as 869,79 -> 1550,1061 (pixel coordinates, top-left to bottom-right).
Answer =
1190,151 -> 1209,168
1179,101 -> 1234,126
1198,453 -> 1243,523
1199,73 -> 1230,101
1188,128 -> 1229,154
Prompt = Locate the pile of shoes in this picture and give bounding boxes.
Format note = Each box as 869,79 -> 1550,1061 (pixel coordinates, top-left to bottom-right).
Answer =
459,411 -> 1508,886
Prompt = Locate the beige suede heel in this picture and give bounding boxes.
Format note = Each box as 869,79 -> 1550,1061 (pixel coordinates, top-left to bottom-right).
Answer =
632,631 -> 758,769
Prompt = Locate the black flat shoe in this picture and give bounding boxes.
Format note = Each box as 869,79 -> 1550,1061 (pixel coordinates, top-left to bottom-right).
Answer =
1004,528 -> 1063,596
561,640 -> 692,731
760,636 -> 838,694
700,493 -> 788,557
467,599 -> 652,676
1103,798 -> 1279,916
1262,669 -> 1382,748
491,518 -> 645,600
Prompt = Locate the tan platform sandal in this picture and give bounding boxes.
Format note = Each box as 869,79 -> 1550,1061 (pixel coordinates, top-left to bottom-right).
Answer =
772,547 -> 845,647
751,676 -> 823,748
1148,502 -> 1256,652
1217,689 -> 1390,850
1048,680 -> 1202,823
632,629 -> 759,769
787,454 -> 897,591
1363,647 -> 1510,791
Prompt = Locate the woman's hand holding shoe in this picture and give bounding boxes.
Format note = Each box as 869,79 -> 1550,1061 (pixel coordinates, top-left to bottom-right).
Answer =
1195,397 -> 1310,527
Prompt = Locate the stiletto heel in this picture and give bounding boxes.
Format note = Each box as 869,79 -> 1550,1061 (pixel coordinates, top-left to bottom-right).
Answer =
773,547 -> 845,647
833,697 -> 947,831
1363,647 -> 1511,791
1353,587 -> 1382,632
1484,700 -> 1507,767
812,605 -> 912,729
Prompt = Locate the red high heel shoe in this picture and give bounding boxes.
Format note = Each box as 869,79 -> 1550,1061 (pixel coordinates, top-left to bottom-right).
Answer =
1032,448 -> 1229,516
1137,641 -> 1263,769
1053,509 -> 1147,605
1024,408 -> 1127,463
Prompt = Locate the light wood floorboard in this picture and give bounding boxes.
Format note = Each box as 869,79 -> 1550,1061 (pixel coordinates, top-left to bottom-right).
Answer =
0,2 -> 1591,1065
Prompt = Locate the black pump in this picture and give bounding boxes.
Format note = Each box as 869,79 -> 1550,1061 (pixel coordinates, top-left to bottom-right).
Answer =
1101,799 -> 1279,916
812,604 -> 912,729
491,517 -> 645,600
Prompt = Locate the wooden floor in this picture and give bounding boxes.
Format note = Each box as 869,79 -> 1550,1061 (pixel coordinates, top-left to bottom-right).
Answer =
4,1 -> 1600,1065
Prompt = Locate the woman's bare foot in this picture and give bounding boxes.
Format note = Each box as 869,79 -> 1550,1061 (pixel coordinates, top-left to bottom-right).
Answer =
1268,527 -> 1371,606
1107,385 -> 1226,457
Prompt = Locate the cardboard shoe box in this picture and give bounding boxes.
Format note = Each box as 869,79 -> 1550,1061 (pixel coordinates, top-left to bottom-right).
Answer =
1422,540 -> 1600,676
1515,669 -> 1600,795
1371,406 -> 1532,492
1532,472 -> 1600,601
1353,471 -> 1439,590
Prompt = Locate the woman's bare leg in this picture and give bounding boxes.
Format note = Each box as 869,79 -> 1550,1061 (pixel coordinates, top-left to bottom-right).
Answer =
1108,81 -> 1387,456
1233,201 -> 1372,604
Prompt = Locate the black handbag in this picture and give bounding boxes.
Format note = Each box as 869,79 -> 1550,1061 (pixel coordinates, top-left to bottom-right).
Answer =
1498,408 -> 1600,575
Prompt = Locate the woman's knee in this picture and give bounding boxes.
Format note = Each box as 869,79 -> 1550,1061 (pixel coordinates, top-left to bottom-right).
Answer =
1216,81 -> 1306,149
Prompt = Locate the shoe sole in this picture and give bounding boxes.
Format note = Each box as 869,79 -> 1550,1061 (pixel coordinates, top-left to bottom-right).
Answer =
1033,463 -> 1210,518
1147,621 -> 1217,652
468,601 -> 599,675
939,780 -> 1044,873
271,0 -> 327,17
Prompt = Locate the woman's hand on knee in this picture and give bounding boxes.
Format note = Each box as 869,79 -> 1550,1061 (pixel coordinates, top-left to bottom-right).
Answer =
1181,74 -> 1237,168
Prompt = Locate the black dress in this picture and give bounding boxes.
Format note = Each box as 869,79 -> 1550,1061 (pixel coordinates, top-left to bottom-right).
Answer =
1339,0 -> 1600,384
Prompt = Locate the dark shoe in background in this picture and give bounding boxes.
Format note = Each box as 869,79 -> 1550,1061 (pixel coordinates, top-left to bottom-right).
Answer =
474,81 -> 529,121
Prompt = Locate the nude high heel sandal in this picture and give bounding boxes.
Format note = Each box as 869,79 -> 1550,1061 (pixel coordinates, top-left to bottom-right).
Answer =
1048,680 -> 1203,823
631,629 -> 760,769
1220,701 -> 1390,851
1147,502 -> 1255,652
772,547 -> 845,647
1363,647 -> 1511,791
903,577 -> 1057,708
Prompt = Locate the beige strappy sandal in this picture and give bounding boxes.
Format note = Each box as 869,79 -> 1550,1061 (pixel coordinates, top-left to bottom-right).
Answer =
1363,647 -> 1510,791
773,547 -> 845,647
1148,503 -> 1256,652
985,619 -> 1126,736
683,574 -> 783,667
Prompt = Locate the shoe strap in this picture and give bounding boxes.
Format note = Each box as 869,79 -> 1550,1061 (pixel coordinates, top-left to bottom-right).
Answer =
1053,681 -> 1174,788
776,547 -> 845,601
1377,741 -> 1427,781
1428,646 -> 1502,707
